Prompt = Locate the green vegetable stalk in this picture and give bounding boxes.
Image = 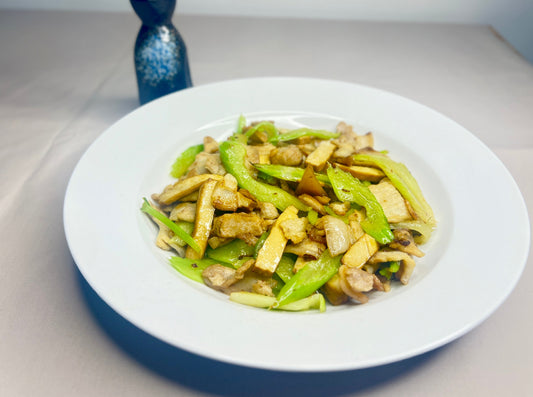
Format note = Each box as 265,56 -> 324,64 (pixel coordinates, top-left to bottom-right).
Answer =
230,291 -> 326,312
254,164 -> 330,185
169,256 -> 220,283
206,239 -> 255,264
140,198 -> 201,253
327,167 -> 394,244
268,128 -> 340,144
219,140 -> 309,211
353,153 -> 436,228
275,249 -> 341,307
170,144 -> 204,178
275,255 -> 296,284
244,121 -> 278,140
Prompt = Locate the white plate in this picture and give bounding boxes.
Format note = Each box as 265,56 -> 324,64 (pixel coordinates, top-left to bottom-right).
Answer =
64,77 -> 530,372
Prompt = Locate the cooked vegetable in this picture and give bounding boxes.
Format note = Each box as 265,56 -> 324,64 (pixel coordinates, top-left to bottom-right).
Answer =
141,198 -> 201,253
169,256 -> 220,283
230,291 -> 325,312
143,117 -> 436,312
156,174 -> 223,205
353,152 -> 436,228
269,128 -> 340,144
275,249 -> 341,307
327,167 -> 394,244
219,140 -> 309,211
254,164 -> 330,185
170,144 -> 204,178
206,238 -> 256,264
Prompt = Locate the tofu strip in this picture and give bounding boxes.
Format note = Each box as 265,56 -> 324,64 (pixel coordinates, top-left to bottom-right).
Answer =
253,205 -> 299,276
341,233 -> 379,268
158,174 -> 222,205
185,179 -> 218,259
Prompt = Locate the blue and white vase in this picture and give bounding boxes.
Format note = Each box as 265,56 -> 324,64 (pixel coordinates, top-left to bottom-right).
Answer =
131,0 -> 192,105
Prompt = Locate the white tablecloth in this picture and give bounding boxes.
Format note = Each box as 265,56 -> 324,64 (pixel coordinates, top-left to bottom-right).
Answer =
1,9 -> 532,396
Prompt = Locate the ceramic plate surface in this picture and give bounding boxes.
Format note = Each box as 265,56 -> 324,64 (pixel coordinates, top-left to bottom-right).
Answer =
64,77 -> 529,372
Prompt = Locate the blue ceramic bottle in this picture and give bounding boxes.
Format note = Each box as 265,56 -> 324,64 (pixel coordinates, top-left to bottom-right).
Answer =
130,0 -> 192,105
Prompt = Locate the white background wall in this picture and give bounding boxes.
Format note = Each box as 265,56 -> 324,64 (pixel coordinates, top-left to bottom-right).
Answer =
1,0 -> 532,63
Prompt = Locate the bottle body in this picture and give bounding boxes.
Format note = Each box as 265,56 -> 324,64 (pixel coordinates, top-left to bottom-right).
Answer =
131,0 -> 192,105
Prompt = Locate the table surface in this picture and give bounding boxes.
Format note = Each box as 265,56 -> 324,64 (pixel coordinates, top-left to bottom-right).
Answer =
1,9 -> 532,397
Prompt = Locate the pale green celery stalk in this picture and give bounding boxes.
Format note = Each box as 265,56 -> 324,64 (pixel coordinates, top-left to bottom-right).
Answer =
170,144 -> 204,178
169,257 -> 220,283
276,249 -> 341,307
275,255 -> 295,283
206,239 -> 255,264
219,140 -> 309,211
353,153 -> 436,229
327,167 -> 394,244
268,128 -> 340,144
244,121 -> 278,140
168,221 -> 194,246
230,292 -> 326,312
307,209 -> 319,225
141,199 -> 201,253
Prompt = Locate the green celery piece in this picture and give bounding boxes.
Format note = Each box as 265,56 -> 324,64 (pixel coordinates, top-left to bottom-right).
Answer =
244,121 -> 278,140
254,232 -> 269,258
235,114 -> 246,135
378,261 -> 401,280
275,255 -> 295,284
141,199 -> 201,253
353,153 -> 436,229
276,249 -> 341,307
307,209 -> 319,225
233,257 -> 254,269
206,239 -> 255,264
219,140 -> 309,211
170,144 -> 204,178
230,291 -> 326,312
168,221 -> 194,246
254,164 -> 330,185
268,128 -> 340,144
169,257 -> 219,283
271,273 -> 285,296
327,167 -> 394,244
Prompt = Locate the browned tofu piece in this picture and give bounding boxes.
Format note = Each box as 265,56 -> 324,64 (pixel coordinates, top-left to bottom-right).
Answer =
341,234 -> 379,268
253,206 -> 299,276
157,174 -> 222,205
305,141 -> 336,170
336,164 -> 385,183
185,179 -> 218,259
368,179 -> 412,223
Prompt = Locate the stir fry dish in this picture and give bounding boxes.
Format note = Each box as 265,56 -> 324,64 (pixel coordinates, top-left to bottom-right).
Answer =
141,116 -> 436,312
